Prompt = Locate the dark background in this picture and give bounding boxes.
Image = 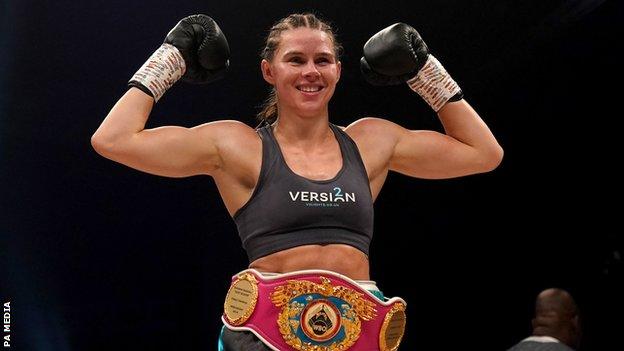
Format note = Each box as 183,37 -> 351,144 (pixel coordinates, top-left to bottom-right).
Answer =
1,0 -> 622,350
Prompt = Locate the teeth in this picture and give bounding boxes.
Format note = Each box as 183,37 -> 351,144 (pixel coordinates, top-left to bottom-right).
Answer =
299,86 -> 321,92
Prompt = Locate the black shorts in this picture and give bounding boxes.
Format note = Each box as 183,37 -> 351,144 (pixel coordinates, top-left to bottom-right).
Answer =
218,326 -> 272,351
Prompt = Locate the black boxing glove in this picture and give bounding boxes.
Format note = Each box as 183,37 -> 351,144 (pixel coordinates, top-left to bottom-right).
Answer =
361,23 -> 463,112
128,14 -> 230,102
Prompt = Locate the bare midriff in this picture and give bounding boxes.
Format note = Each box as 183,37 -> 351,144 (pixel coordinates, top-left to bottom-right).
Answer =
248,244 -> 370,280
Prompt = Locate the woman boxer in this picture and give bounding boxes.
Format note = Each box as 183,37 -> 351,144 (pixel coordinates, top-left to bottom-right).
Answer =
92,13 -> 503,350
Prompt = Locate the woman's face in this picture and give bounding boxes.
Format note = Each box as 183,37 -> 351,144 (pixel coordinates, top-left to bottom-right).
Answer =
261,27 -> 341,118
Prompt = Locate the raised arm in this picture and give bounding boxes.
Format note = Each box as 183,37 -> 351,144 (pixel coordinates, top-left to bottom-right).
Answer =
357,23 -> 503,179
92,88 -> 254,177
91,15 -> 234,178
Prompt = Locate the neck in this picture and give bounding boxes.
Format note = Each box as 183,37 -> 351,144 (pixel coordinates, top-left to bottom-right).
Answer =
272,108 -> 332,148
532,328 -> 577,349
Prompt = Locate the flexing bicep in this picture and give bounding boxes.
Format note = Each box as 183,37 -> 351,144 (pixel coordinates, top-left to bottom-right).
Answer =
127,123 -> 222,177
94,120 -> 246,178
390,128 -> 490,179
348,117 -> 490,180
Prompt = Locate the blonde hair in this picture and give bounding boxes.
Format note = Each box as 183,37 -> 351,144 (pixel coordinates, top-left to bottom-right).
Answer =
256,13 -> 342,126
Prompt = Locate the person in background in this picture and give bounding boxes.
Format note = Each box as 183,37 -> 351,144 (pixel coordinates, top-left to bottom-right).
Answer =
508,288 -> 582,351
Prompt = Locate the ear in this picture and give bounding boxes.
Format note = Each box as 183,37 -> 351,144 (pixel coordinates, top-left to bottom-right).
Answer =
261,59 -> 275,85
572,315 -> 580,330
336,61 -> 342,82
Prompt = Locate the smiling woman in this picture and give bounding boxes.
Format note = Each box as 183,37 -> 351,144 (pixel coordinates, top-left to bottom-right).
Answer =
91,12 -> 503,351
256,14 -> 342,127
261,27 -> 340,120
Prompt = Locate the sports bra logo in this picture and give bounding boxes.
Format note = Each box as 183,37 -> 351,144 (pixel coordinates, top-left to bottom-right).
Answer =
288,187 -> 356,207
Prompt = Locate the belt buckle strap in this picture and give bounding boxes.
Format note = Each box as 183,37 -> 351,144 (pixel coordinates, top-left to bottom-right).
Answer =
222,269 -> 407,351
223,272 -> 259,326
271,275 -> 376,350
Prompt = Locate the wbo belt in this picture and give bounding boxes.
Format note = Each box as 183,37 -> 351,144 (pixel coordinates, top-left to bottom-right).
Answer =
221,269 -> 407,351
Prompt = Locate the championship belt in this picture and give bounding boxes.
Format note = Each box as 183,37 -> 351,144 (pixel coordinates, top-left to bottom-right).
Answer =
222,269 -> 407,351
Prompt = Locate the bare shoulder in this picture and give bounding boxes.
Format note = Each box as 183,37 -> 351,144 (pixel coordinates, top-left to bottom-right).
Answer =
343,118 -> 401,179
193,120 -> 262,172
194,119 -> 257,138
194,119 -> 260,149
344,117 -> 402,144
194,120 -> 262,211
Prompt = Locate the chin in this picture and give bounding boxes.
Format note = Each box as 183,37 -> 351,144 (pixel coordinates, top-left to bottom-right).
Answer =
297,104 -> 328,118
295,110 -> 324,119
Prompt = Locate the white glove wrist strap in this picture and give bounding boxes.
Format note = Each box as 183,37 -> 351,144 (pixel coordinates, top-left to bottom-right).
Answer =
407,55 -> 461,112
130,43 -> 186,102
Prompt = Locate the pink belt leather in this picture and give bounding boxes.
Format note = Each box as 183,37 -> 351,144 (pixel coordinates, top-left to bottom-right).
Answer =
221,269 -> 407,350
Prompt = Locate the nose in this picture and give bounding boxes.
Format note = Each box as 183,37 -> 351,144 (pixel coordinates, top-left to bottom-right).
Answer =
302,61 -> 320,80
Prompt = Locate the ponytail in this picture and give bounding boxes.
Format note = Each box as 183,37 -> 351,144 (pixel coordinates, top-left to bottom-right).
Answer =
256,88 -> 278,127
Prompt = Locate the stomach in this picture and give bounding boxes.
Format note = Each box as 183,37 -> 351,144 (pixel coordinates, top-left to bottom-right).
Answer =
248,244 -> 370,280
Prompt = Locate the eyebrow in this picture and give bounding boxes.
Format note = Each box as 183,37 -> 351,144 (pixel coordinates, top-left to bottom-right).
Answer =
282,51 -> 335,58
